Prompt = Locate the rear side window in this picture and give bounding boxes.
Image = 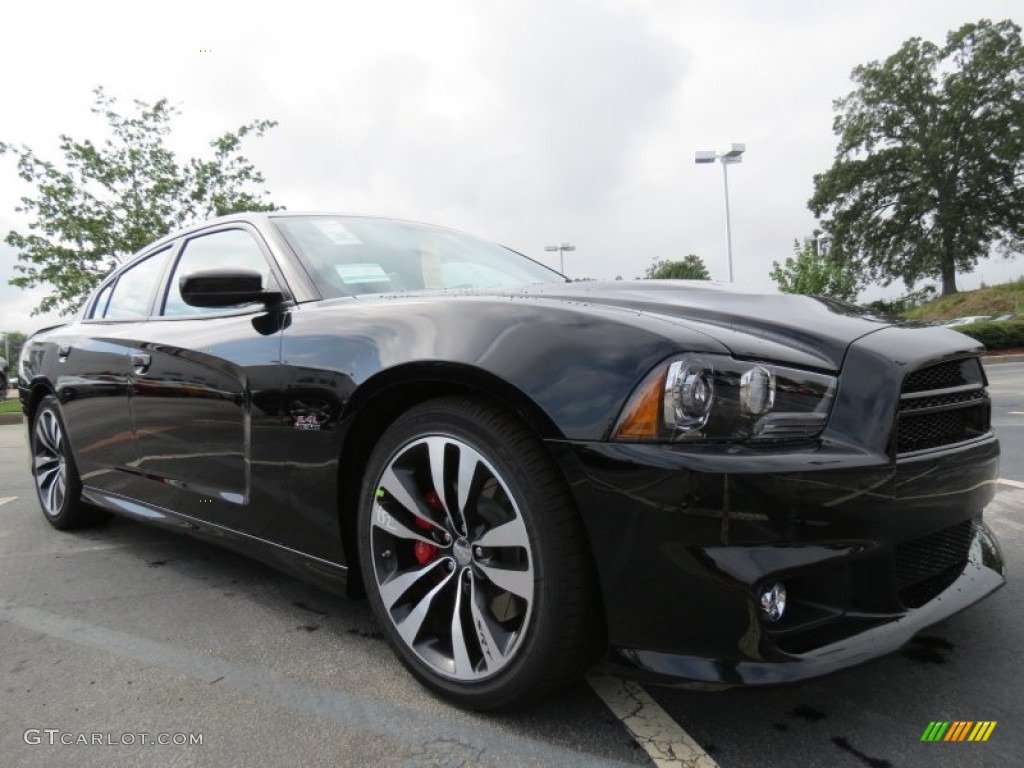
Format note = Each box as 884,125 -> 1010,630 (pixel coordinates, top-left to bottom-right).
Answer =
103,248 -> 172,320
162,229 -> 274,316
89,282 -> 114,319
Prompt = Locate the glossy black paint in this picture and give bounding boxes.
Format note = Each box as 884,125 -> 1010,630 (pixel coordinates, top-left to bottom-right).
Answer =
18,213 -> 1005,687
551,434 -> 1001,683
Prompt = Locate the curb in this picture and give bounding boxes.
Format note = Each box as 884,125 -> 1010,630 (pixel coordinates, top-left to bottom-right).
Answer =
982,354 -> 1024,365
0,412 -> 24,426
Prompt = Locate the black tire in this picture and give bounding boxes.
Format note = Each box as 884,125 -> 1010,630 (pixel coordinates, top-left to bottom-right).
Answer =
358,396 -> 603,710
31,395 -> 109,530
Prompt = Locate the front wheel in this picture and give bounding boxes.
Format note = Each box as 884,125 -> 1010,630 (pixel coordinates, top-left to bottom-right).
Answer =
358,397 -> 603,710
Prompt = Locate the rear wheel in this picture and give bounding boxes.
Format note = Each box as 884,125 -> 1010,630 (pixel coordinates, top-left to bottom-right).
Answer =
32,395 -> 109,530
358,397 -> 602,710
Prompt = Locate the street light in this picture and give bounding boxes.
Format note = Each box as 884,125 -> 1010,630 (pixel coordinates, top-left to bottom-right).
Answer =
544,242 -> 576,275
695,142 -> 746,283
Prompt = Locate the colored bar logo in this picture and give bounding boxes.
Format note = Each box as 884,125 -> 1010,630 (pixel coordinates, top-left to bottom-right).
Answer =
921,721 -> 997,742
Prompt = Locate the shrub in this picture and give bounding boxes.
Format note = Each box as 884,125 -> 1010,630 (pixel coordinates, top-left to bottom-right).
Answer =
955,319 -> 1024,350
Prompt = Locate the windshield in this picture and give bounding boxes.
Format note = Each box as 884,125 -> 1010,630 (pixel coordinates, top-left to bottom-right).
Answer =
272,215 -> 565,297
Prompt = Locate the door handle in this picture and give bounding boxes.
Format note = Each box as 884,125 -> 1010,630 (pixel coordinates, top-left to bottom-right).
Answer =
130,352 -> 152,373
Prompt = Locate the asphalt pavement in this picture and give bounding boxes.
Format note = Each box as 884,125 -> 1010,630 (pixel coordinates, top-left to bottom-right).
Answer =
1,364 -> 1022,767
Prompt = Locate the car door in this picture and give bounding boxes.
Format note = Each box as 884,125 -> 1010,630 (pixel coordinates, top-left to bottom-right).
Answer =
127,225 -> 289,534
56,247 -> 174,498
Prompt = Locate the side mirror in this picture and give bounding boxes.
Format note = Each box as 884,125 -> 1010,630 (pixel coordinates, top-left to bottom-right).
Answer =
179,269 -> 282,308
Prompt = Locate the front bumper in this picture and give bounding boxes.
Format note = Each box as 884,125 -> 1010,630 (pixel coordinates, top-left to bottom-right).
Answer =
548,433 -> 1004,686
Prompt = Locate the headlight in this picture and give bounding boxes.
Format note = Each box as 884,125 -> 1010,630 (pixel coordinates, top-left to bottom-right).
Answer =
664,359 -> 714,430
613,353 -> 836,443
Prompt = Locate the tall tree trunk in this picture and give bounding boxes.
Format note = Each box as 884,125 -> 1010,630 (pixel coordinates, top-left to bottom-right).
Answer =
939,230 -> 959,296
940,260 -> 958,296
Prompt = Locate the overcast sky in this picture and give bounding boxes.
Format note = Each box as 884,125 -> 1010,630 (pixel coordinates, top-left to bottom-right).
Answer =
1,0 -> 1021,334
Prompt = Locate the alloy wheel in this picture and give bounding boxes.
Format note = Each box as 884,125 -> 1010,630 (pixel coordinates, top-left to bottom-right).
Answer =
369,435 -> 535,682
34,408 -> 68,518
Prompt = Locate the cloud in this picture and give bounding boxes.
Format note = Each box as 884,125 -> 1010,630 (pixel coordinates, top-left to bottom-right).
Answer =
0,0 -> 1020,308
0,236 -> 67,334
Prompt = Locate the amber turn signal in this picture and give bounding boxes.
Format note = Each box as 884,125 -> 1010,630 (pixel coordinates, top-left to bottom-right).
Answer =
613,368 -> 666,439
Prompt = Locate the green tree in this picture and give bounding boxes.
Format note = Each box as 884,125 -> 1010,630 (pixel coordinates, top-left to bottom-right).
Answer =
769,238 -> 860,301
809,19 -> 1024,296
1,331 -> 27,389
645,254 -> 710,280
0,87 -> 280,315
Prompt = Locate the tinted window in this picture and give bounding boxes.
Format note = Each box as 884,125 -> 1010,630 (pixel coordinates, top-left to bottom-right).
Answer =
163,229 -> 273,316
104,248 -> 172,320
90,282 -> 114,319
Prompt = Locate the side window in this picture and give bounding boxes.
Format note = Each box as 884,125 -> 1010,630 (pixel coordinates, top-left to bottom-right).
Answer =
163,229 -> 274,316
89,282 -> 114,319
104,248 -> 172,320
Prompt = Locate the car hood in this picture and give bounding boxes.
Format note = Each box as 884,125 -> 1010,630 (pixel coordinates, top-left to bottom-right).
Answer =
352,280 -> 900,372
512,281 -> 902,370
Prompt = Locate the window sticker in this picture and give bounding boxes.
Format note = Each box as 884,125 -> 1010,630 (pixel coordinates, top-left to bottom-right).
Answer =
421,246 -> 443,290
315,220 -> 363,245
334,263 -> 390,284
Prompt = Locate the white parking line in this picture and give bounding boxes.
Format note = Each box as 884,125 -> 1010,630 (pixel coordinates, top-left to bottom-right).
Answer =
990,517 -> 1024,533
0,544 -> 126,558
998,478 -> 1024,490
0,604 -> 634,768
587,671 -> 718,768
0,496 -> 17,506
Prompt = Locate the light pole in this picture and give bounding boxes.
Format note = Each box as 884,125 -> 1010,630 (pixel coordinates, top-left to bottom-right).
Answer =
544,242 -> 576,276
695,143 -> 745,283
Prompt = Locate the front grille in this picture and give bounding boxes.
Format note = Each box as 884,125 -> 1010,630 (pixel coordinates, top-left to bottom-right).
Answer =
896,358 -> 989,454
898,408 -> 988,452
902,360 -> 971,392
899,389 -> 986,412
895,519 -> 975,607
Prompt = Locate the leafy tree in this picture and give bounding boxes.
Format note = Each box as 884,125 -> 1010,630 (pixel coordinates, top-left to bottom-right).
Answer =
645,254 -> 710,280
1,331 -> 27,371
809,19 -> 1024,296
0,87 -> 280,315
769,238 -> 859,301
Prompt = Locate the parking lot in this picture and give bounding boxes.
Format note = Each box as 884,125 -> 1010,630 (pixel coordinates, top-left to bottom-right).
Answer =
1,362 -> 1022,768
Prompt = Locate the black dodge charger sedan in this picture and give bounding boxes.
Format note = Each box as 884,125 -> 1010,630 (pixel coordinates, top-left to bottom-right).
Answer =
18,213 -> 1004,709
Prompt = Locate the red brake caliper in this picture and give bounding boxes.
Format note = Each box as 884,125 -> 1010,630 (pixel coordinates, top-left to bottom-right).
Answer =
413,490 -> 444,565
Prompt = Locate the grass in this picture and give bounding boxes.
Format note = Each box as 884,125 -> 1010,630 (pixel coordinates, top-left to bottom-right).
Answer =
904,279 -> 1024,321
0,399 -> 23,414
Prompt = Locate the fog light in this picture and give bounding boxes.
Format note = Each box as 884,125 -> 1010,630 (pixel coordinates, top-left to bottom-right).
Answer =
759,582 -> 786,622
